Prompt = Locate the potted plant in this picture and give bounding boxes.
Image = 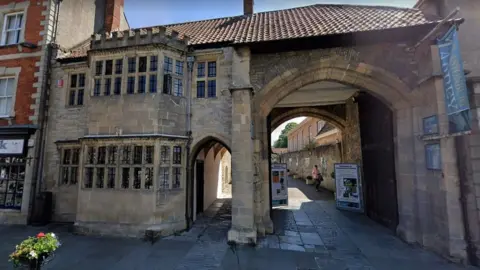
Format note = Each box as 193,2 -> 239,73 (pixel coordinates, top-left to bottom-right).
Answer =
9,232 -> 61,269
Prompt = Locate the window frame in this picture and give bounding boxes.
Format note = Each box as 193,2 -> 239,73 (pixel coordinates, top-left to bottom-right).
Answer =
1,12 -> 25,46
163,55 -> 184,96
195,60 -> 217,98
0,76 -> 16,118
83,143 -> 156,191
67,73 -> 85,107
59,147 -> 80,186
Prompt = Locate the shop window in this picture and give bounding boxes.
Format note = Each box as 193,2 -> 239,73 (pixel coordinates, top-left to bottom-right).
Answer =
0,157 -> 26,209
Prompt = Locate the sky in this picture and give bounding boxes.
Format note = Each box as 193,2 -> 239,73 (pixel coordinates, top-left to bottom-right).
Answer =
124,0 -> 418,28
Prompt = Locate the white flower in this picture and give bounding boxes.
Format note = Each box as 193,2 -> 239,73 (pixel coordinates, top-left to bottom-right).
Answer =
29,251 -> 37,259
50,233 -> 56,238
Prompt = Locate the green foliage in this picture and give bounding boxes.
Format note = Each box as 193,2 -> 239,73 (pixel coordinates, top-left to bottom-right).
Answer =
273,122 -> 298,148
9,232 -> 60,268
303,139 -> 317,151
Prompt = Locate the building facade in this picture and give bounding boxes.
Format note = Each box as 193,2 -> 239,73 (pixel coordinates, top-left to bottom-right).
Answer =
0,0 -> 128,225
39,0 -> 480,265
282,117 -> 342,191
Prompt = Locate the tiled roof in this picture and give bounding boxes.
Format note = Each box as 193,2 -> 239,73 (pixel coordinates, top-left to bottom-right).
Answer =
59,4 -> 432,60
165,4 -> 430,45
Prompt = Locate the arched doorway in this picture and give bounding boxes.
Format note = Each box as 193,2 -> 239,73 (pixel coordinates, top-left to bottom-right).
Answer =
187,136 -> 232,226
252,59 -> 416,239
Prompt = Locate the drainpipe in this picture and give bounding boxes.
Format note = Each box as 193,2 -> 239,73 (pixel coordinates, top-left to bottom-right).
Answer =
184,54 -> 194,228
28,0 -> 62,224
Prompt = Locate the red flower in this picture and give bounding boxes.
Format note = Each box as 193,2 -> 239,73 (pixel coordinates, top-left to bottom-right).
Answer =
37,232 -> 45,238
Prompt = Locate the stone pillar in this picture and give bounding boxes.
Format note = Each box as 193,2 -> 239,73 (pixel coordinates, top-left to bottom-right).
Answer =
343,99 -> 362,163
432,45 -> 467,261
228,87 -> 257,244
395,106 -> 418,243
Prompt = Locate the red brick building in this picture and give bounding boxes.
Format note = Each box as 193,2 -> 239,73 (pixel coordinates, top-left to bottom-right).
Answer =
0,0 -> 128,224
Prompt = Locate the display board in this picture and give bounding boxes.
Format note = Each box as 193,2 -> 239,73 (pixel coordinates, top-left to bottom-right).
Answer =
271,163 -> 288,206
334,163 -> 363,212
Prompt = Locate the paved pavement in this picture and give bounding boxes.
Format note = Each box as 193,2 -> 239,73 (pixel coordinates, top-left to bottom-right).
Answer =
0,178 -> 476,269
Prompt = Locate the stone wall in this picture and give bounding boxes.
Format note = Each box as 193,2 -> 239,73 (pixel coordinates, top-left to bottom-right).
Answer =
281,144 -> 342,192
219,152 -> 232,197
190,48 -> 232,148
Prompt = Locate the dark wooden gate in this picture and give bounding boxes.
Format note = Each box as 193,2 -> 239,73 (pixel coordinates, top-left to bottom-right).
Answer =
358,93 -> 398,230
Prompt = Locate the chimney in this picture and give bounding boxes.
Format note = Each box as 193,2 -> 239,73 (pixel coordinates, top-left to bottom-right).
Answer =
104,0 -> 124,32
244,0 -> 253,15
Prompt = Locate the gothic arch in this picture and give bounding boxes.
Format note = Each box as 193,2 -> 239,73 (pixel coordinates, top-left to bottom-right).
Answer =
254,58 -> 414,117
270,107 -> 347,132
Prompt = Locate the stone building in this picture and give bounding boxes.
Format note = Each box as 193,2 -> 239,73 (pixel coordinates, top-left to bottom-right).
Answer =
0,0 -> 127,225
42,0 -> 480,264
281,117 -> 342,192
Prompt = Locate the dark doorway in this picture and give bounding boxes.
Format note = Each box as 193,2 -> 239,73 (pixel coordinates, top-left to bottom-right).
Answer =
196,160 -> 205,214
358,93 -> 398,230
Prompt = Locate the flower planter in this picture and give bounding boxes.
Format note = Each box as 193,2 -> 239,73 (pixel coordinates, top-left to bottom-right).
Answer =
18,254 -> 52,270
10,232 -> 60,269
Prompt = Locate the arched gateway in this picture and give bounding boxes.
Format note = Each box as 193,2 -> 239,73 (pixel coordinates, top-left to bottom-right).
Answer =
41,2 -> 474,264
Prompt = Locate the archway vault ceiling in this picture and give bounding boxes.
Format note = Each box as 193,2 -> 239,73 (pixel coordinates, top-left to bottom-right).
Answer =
274,81 -> 358,108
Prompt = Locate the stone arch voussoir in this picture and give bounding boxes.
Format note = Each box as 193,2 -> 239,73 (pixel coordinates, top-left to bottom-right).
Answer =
255,58 -> 414,117
270,107 -> 347,132
190,133 -> 232,166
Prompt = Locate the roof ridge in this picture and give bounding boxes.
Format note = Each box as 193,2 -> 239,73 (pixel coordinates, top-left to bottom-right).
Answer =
131,3 -> 419,30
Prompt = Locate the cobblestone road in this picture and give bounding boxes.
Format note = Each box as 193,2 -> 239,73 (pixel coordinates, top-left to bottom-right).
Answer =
0,178 -> 475,269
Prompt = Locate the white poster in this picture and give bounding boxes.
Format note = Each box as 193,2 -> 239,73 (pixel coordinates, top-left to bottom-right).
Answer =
0,139 -> 25,155
334,163 -> 363,212
271,163 -> 288,206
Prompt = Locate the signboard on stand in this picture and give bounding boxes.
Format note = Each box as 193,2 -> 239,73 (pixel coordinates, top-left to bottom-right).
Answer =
271,163 -> 288,206
334,163 -> 363,212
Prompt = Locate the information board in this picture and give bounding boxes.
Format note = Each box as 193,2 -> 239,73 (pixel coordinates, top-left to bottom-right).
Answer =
271,163 -> 288,206
334,163 -> 363,212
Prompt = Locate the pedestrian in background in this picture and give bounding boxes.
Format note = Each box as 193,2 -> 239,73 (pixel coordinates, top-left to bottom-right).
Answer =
312,165 -> 323,191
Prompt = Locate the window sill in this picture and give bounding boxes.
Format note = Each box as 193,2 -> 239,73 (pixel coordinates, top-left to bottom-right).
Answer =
65,105 -> 84,109
0,115 -> 13,119
156,188 -> 184,194
0,207 -> 21,212
81,187 -> 155,193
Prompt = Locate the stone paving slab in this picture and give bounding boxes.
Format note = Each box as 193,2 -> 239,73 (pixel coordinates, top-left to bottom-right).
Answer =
0,179 -> 476,269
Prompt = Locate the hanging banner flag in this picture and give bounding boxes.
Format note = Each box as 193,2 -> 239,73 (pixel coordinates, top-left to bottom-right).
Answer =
437,26 -> 471,133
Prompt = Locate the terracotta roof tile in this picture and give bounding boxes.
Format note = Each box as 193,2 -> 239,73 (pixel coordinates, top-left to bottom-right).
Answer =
59,4 -> 432,60
164,4 -> 430,45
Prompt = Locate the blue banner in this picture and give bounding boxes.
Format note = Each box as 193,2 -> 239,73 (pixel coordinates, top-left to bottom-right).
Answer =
437,26 -> 471,133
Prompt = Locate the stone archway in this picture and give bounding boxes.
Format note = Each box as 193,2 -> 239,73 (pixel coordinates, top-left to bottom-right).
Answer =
255,58 -> 415,117
270,107 -> 347,132
186,135 -> 232,227
251,58 -> 419,244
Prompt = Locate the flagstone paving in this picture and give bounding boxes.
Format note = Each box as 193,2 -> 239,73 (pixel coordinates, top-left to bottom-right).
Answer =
0,178 -> 476,269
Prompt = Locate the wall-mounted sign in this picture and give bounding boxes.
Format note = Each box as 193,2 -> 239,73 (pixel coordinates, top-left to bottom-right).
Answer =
0,139 -> 25,155
57,79 -> 63,88
271,163 -> 288,207
334,163 -> 363,212
423,115 -> 439,135
425,143 -> 441,170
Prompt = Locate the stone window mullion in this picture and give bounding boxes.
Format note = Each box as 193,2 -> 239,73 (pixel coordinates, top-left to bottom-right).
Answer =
169,145 -> 174,188
122,56 -> 128,95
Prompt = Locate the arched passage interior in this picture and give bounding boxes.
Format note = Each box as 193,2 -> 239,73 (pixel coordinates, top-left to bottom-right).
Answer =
188,137 -> 232,222
261,74 -> 400,231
